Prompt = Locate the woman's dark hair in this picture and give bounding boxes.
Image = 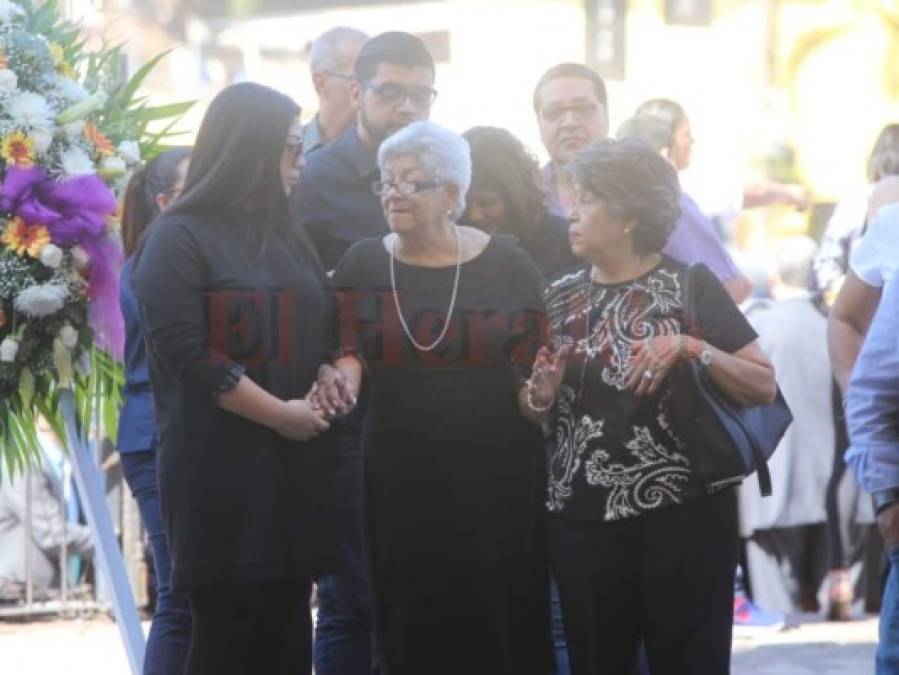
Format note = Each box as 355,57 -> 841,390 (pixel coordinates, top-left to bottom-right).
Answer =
136,82 -> 323,277
568,138 -> 681,254
868,123 -> 899,182
462,126 -> 547,241
172,82 -> 297,224
633,98 -> 688,149
121,147 -> 190,257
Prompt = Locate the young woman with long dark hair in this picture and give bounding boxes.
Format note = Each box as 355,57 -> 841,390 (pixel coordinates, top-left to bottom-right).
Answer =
132,82 -> 340,675
118,147 -> 192,675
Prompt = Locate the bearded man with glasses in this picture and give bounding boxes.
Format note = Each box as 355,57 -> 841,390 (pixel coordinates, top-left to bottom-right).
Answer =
291,30 -> 436,675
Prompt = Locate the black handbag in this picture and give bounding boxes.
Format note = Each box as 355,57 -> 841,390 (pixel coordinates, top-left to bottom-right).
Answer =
670,265 -> 793,497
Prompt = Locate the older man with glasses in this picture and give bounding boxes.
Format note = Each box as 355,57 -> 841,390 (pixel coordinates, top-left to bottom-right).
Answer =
303,27 -> 369,155
292,30 -> 436,675
533,63 -> 609,219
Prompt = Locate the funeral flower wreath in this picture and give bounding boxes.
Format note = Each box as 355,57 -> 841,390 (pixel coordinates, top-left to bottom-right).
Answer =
0,0 -> 190,478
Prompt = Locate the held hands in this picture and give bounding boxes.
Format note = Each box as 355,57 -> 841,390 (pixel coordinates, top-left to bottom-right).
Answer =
273,399 -> 330,441
307,364 -> 357,422
527,344 -> 571,412
624,335 -> 695,397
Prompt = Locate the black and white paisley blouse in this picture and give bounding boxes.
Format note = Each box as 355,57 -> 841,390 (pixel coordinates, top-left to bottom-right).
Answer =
544,257 -> 757,522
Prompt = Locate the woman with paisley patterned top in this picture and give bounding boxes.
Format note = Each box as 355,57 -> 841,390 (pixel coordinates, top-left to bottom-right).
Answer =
522,138 -> 777,675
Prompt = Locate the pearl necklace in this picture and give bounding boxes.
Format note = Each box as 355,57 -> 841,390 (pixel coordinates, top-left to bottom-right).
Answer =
389,226 -> 462,352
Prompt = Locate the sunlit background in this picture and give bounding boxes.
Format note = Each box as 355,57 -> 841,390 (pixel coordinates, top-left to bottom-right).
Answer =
62,0 -> 899,257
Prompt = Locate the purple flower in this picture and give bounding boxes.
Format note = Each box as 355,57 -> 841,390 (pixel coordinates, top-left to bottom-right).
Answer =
1,166 -> 123,357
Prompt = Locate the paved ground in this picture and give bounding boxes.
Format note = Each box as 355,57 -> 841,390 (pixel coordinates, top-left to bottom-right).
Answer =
732,614 -> 878,675
0,612 -> 879,674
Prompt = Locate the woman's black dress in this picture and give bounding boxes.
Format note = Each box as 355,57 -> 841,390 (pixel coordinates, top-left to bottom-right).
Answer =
132,210 -> 339,590
334,234 -> 551,675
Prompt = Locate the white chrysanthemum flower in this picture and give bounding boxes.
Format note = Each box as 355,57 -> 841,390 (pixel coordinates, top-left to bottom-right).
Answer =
59,323 -> 79,349
8,92 -> 54,131
54,76 -> 88,103
0,0 -> 24,24
0,337 -> 18,363
117,140 -> 140,164
40,243 -> 63,268
60,146 -> 95,176
14,283 -> 68,318
0,69 -> 17,96
62,120 -> 85,138
31,127 -> 53,154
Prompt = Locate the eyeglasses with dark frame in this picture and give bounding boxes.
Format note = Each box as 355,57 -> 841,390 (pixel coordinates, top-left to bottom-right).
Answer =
371,179 -> 443,197
540,101 -> 602,124
362,81 -> 438,109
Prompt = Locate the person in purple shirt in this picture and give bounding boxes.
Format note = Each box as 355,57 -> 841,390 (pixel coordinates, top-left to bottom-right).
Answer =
846,270 -> 899,674
617,111 -> 751,303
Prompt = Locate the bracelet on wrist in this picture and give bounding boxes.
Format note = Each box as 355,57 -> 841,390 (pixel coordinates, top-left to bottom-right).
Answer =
526,380 -> 555,414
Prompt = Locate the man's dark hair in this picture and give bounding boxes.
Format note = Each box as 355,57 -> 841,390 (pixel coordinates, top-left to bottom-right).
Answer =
568,138 -> 681,254
532,63 -> 607,114
354,31 -> 435,82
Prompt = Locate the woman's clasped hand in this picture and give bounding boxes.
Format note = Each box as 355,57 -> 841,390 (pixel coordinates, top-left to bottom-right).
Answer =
307,364 -> 358,422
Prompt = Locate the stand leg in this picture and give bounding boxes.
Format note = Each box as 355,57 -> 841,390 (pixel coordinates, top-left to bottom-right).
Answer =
60,389 -> 145,675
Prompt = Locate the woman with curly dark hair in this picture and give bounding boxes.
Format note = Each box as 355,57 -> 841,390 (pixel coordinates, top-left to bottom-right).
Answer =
524,138 -> 777,675
462,126 -> 576,279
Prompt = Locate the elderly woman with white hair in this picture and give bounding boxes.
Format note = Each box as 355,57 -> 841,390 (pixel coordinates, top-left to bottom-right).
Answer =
328,120 -> 551,674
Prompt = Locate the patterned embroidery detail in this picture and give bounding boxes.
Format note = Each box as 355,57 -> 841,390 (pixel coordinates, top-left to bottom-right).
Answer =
587,425 -> 691,520
546,385 -> 604,512
545,266 -> 696,520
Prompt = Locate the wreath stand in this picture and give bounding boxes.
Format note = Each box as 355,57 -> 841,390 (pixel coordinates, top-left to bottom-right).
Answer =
60,388 -> 145,674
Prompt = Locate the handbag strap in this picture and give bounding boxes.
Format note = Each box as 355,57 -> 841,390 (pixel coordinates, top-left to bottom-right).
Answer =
680,264 -> 700,338
680,263 -> 774,496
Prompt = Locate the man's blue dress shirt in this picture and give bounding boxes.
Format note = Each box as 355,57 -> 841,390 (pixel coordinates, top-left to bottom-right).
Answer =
847,272 -> 899,494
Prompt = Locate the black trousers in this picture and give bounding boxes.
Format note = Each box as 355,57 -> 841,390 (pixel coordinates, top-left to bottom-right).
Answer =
548,489 -> 738,675
185,578 -> 313,675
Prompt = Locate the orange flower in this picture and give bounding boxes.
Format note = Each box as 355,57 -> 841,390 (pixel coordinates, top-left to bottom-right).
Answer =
1,217 -> 51,258
1,131 -> 36,167
0,49 -> 7,70
84,122 -> 115,157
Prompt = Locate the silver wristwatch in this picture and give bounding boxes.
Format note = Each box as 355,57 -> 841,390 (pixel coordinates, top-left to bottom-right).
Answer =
699,341 -> 713,366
